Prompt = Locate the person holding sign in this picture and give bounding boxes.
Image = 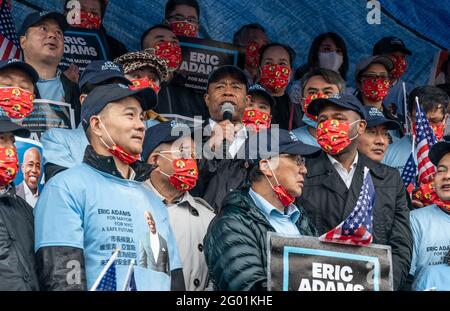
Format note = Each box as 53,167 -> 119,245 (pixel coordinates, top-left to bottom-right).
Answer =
41,60 -> 131,181
298,93 -> 413,290
0,116 -> 39,290
19,11 -> 82,124
141,121 -> 215,290
258,43 -> 302,131
0,59 -> 39,119
35,83 -> 184,291
140,24 -> 210,120
408,140 -> 450,290
204,128 -> 319,290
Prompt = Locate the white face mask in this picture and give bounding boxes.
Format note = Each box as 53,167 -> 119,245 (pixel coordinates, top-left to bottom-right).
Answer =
318,51 -> 344,72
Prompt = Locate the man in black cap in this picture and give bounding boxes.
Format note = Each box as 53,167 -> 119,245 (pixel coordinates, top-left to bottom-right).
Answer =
192,65 -> 252,212
141,121 -> 215,290
35,83 -> 184,291
0,59 -> 39,119
19,11 -> 82,124
407,140 -> 450,290
298,93 -> 412,290
41,60 -> 131,181
373,36 -> 415,122
357,106 -> 400,163
204,128 -> 319,290
0,116 -> 39,290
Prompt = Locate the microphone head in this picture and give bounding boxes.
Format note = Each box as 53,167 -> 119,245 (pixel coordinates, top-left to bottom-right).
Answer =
221,102 -> 235,121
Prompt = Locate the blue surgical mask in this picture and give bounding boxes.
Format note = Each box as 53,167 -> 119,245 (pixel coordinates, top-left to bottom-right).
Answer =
302,114 -> 317,128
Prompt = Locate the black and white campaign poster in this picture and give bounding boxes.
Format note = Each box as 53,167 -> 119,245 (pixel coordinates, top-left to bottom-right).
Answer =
2,99 -> 75,141
59,28 -> 110,72
178,37 -> 245,91
268,234 -> 393,291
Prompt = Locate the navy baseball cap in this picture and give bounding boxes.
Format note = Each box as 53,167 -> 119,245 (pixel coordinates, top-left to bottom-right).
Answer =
373,36 -> 412,56
365,106 -> 400,130
19,11 -> 68,36
207,65 -> 249,91
0,59 -> 39,84
81,83 -> 157,129
0,116 -> 30,138
79,61 -> 130,91
246,128 -> 320,162
307,93 -> 367,119
429,140 -> 450,166
141,121 -> 192,162
248,84 -> 275,108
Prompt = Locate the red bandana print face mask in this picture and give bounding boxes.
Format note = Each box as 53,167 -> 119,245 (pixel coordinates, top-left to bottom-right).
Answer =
259,64 -> 291,93
389,54 -> 407,80
431,122 -> 445,141
245,42 -> 260,69
130,78 -> 160,94
159,156 -> 199,192
303,93 -> 329,122
169,21 -> 198,37
242,109 -> 271,132
413,181 -> 450,213
0,147 -> 19,187
317,119 -> 359,155
361,78 -> 390,102
0,87 -> 34,119
72,11 -> 102,30
154,41 -> 182,71
264,160 -> 295,207
98,119 -> 140,165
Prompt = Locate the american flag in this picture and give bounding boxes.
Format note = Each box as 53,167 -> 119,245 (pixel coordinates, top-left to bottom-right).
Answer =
122,260 -> 137,291
414,99 -> 437,184
401,153 -> 417,193
96,260 -> 117,291
319,168 -> 375,246
0,0 -> 22,60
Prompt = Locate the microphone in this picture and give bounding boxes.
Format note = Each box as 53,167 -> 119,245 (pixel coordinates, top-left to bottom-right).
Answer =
221,102 -> 235,121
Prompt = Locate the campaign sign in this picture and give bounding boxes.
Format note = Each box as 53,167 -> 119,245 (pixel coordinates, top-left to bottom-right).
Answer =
59,28 -> 110,72
14,137 -> 44,207
178,37 -> 245,91
0,99 -> 75,141
268,234 -> 393,291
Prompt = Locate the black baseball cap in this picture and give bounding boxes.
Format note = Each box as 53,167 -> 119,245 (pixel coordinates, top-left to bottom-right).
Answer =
246,128 -> 320,162
248,84 -> 275,108
307,93 -> 367,119
79,61 -> 130,91
429,140 -> 450,166
0,116 -> 30,138
0,59 -> 39,84
364,106 -> 400,130
354,55 -> 394,80
81,83 -> 157,129
207,65 -> 248,91
373,36 -> 412,56
141,121 -> 192,162
19,11 -> 68,36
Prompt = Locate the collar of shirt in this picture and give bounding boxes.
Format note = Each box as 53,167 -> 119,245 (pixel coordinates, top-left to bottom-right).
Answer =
248,187 -> 300,223
23,180 -> 39,198
326,152 -> 359,188
38,69 -> 62,83
145,179 -> 195,207
208,119 -> 247,138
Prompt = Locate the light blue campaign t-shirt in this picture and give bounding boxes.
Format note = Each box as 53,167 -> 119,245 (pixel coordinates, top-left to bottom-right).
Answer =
292,125 -> 319,147
34,163 -> 182,290
382,135 -> 413,174
409,204 -> 450,291
36,73 -> 65,102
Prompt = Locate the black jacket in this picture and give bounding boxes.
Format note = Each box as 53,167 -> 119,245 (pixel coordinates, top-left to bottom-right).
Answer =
0,186 -> 39,291
191,123 -> 250,212
35,73 -> 82,126
204,188 -> 317,291
271,93 -> 302,130
297,152 -> 413,290
155,74 -> 210,121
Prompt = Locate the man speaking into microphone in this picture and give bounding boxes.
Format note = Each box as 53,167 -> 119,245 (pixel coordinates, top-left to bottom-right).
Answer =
192,65 -> 252,212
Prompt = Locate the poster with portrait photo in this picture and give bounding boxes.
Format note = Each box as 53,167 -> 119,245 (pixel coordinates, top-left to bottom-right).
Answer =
13,137 -> 44,208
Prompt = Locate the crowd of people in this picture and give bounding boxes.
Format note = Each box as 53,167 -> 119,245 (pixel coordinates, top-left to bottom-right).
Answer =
0,0 -> 449,291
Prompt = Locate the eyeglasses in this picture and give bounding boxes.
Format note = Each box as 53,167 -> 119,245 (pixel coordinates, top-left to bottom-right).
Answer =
281,154 -> 306,167
360,74 -> 390,80
167,14 -> 199,24
158,148 -> 196,159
